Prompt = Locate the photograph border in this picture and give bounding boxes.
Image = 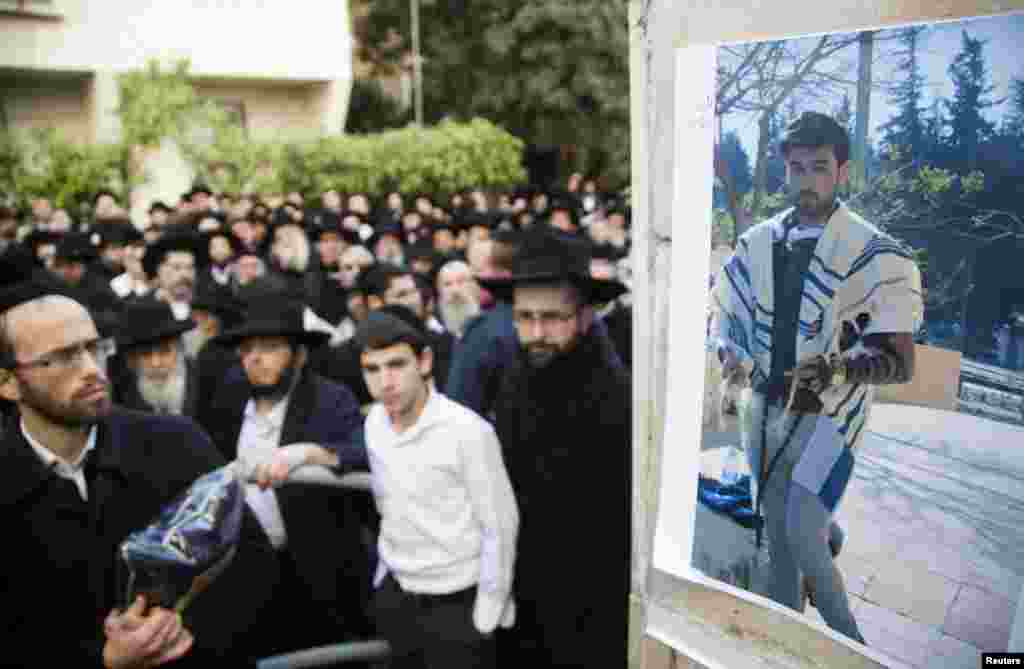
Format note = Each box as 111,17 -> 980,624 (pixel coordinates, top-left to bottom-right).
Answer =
629,1 -> 1024,666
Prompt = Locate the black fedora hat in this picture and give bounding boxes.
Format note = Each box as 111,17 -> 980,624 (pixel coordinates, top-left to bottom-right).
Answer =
477,227 -> 627,305
116,298 -> 196,351
142,231 -> 208,279
93,219 -> 145,248
190,281 -> 246,331
54,232 -> 98,264
214,296 -> 331,349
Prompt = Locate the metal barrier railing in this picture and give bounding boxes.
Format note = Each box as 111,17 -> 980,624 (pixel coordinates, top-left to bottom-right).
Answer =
236,456 -> 391,668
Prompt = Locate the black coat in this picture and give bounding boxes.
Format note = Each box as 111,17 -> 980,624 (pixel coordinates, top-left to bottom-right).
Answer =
195,367 -> 374,638
494,327 -> 632,667
0,407 -> 280,668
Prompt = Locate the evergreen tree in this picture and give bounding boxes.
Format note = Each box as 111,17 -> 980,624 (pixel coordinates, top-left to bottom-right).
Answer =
944,30 -> 1002,172
878,26 -> 927,164
718,131 -> 754,197
1002,76 -> 1024,139
356,0 -> 629,187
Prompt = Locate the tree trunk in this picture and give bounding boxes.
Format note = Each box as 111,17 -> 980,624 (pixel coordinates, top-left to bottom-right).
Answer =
745,111 -> 772,239
852,31 -> 875,191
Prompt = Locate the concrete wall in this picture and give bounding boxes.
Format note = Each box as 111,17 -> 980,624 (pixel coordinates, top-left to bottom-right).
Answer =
192,80 -> 322,141
630,1 -> 1024,668
0,0 -> 351,82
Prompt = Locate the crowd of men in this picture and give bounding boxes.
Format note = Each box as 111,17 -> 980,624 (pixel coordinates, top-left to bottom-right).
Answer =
0,175 -> 634,668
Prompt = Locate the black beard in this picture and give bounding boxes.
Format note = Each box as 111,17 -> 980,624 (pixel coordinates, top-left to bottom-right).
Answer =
522,344 -> 559,369
793,191 -> 835,219
249,362 -> 297,400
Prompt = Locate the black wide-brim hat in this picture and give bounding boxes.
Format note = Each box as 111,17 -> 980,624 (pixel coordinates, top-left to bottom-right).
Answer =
214,296 -> 331,349
190,282 -> 246,331
55,232 -> 99,263
94,219 -> 145,248
477,227 -> 628,305
142,231 -> 209,279
116,298 -> 196,350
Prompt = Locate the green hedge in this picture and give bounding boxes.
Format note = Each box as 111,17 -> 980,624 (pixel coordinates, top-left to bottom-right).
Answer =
0,128 -> 129,211
189,117 -> 527,199
1,119 -> 526,211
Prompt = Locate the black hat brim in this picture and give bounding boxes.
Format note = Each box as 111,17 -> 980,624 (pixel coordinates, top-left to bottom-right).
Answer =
117,318 -> 196,351
478,272 -> 628,305
213,323 -> 331,350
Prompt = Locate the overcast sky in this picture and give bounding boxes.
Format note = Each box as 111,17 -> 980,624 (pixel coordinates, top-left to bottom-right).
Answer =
721,11 -> 1024,160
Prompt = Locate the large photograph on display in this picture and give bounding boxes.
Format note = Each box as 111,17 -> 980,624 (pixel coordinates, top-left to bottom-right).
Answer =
689,12 -> 1024,667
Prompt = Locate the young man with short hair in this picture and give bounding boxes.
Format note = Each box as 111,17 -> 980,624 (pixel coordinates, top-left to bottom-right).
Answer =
355,306 -> 518,668
712,112 -> 923,644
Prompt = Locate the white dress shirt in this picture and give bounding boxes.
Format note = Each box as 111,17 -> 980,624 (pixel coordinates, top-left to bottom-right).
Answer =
22,419 -> 97,501
110,273 -> 151,299
237,395 -> 292,549
426,315 -> 446,334
365,389 -> 519,634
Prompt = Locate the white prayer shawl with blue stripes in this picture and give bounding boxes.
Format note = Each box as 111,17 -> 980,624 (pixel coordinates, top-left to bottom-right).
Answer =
712,201 -> 923,453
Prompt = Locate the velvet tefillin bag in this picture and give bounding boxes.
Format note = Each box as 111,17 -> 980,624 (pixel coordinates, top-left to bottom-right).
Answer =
119,463 -> 246,613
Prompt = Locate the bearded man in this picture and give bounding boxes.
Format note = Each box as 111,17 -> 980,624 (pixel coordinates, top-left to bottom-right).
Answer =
111,299 -> 200,417
482,228 -> 631,667
436,260 -> 482,339
142,232 -> 207,320
0,280 -> 279,667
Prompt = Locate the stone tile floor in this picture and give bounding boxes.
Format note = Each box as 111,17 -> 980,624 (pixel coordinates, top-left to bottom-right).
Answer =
698,403 -> 1024,668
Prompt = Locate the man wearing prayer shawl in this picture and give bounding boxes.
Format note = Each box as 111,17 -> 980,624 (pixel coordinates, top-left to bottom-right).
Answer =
710,112 -> 923,645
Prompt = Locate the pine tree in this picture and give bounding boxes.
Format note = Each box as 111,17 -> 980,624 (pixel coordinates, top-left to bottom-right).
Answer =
944,30 -> 1002,172
878,26 -> 927,164
1003,77 -> 1024,139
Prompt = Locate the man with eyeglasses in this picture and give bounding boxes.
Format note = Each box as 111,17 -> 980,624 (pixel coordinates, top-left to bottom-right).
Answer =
0,280 -> 279,668
478,228 -> 632,668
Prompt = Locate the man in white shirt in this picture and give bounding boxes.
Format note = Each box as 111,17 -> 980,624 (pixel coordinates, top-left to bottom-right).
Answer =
356,306 -> 518,668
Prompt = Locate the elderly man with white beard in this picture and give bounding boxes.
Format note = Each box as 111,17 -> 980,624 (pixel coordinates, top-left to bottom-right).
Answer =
110,299 -> 201,417
436,260 -> 483,339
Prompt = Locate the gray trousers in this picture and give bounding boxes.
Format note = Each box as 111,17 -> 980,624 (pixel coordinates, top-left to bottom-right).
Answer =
745,394 -> 865,644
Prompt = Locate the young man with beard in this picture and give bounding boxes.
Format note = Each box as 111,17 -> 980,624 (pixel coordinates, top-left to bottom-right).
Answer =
196,296 -> 373,657
480,228 -> 631,668
436,260 -> 482,339
354,307 -> 518,669
711,112 -> 921,644
111,300 -> 200,417
0,281 -> 279,668
142,231 -> 207,321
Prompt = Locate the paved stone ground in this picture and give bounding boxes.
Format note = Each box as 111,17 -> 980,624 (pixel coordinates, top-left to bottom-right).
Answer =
696,403 -> 1024,668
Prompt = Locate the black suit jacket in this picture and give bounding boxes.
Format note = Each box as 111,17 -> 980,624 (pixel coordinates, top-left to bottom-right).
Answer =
196,367 -> 374,635
0,407 -> 280,668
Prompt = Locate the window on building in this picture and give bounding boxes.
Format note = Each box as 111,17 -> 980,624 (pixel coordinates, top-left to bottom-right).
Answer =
0,0 -> 62,18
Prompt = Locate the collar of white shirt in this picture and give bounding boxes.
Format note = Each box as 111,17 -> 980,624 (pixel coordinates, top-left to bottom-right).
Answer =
243,392 -> 292,431
21,418 -> 97,499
